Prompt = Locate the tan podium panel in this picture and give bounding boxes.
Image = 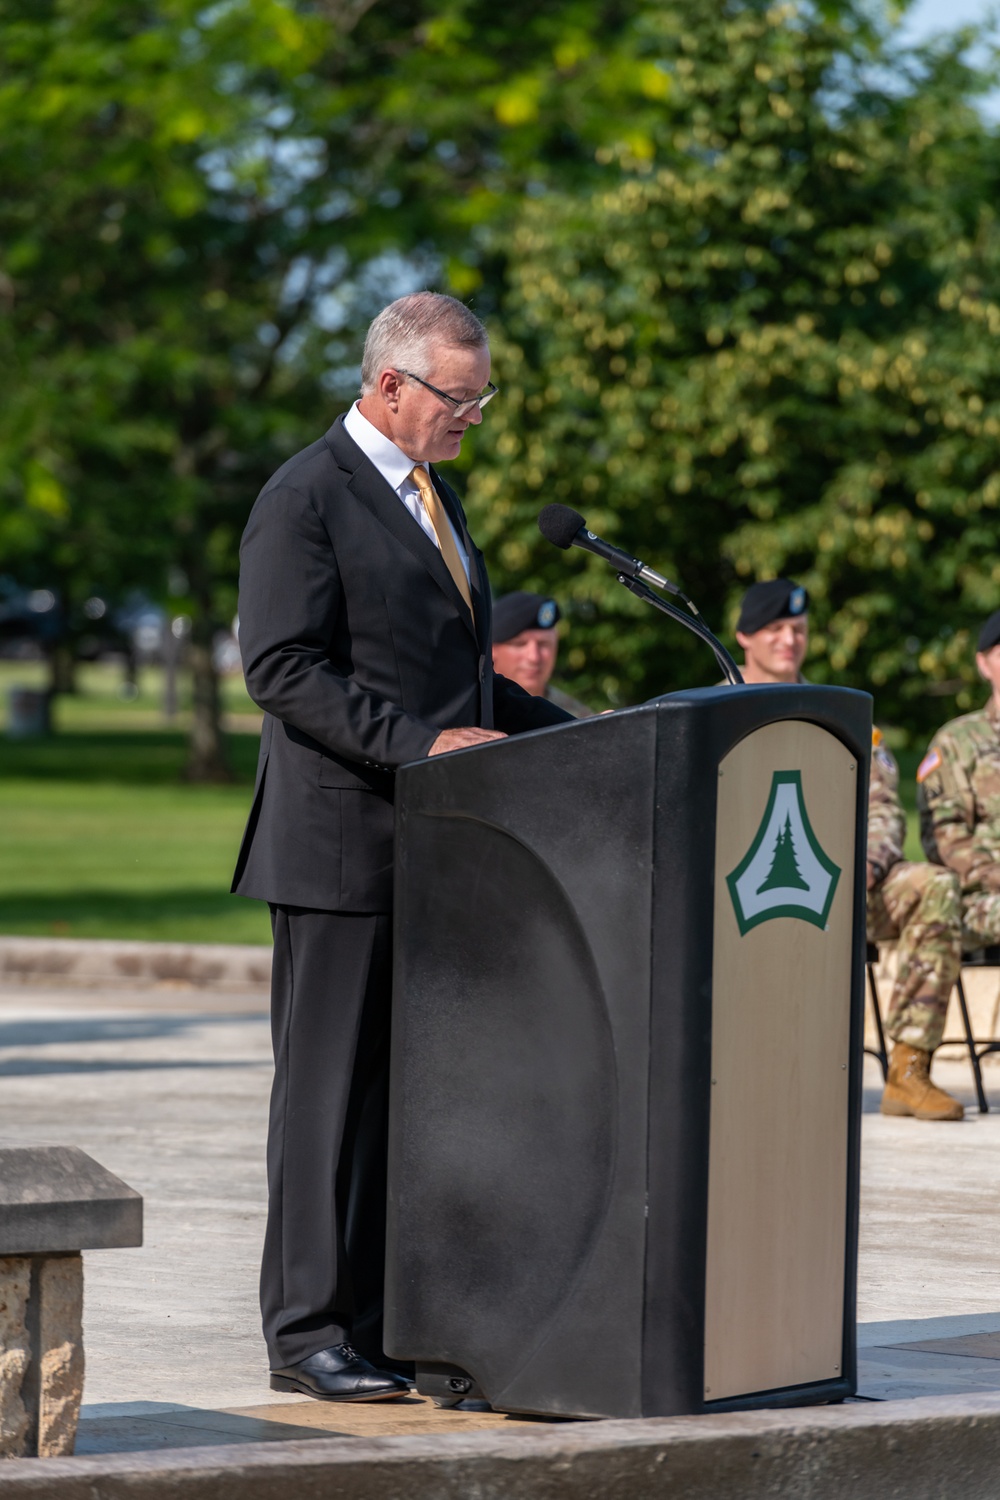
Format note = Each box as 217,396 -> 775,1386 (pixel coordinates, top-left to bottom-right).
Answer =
704,720 -> 856,1402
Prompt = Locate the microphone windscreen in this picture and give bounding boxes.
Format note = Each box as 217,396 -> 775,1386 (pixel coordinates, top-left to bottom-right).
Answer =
538,504 -> 586,550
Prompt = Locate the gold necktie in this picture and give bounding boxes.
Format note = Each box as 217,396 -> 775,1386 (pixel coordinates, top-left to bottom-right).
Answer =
409,466 -> 473,614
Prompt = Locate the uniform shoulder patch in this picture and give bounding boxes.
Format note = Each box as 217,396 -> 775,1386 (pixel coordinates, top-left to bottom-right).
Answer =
872,726 -> 895,771
917,748 -> 941,783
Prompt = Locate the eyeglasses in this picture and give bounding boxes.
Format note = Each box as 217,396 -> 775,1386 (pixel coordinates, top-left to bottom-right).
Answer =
398,370 -> 499,418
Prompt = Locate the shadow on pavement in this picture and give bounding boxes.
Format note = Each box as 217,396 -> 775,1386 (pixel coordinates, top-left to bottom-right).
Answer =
0,1010 -> 270,1075
75,1401 -> 337,1454
0,1015 -> 265,1048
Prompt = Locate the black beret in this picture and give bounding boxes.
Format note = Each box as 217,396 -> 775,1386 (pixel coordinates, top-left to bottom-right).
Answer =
978,608 -> 1000,653
736,578 -> 809,636
492,592 -> 561,644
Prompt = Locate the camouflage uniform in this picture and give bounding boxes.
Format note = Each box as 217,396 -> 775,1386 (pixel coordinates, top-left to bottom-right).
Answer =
918,697 -> 1000,946
868,729 -> 963,1052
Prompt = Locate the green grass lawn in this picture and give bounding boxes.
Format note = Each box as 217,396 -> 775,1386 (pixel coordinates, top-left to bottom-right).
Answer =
0,661 -> 270,945
0,657 -> 935,946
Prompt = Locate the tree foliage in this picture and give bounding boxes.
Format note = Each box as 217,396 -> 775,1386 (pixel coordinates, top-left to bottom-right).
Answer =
0,0 -> 345,772
464,0 -> 1000,730
0,0 -> 671,770
1,0 -> 999,756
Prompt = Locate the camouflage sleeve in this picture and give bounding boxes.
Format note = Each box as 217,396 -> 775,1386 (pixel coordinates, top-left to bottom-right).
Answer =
867,732 -> 905,876
918,729 -> 1000,888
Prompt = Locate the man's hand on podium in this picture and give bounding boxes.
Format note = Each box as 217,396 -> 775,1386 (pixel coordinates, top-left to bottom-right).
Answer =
428,727 -> 508,756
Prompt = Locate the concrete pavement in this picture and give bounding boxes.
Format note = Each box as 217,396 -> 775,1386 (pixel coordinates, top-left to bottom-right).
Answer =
2,980 -> 1000,1457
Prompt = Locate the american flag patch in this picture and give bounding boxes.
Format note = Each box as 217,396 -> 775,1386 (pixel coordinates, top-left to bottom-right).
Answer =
917,748 -> 941,783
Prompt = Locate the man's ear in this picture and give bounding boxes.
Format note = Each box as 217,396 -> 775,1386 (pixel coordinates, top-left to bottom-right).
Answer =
735,631 -> 751,651
378,368 -> 404,412
976,651 -> 990,683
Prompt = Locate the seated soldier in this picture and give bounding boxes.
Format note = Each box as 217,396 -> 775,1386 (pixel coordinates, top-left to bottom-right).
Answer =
738,579 -> 964,1121
735,577 -> 809,684
491,592 -> 591,717
919,606 -> 1000,961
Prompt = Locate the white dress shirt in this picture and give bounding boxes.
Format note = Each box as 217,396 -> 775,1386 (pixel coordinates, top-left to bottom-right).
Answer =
342,402 -> 471,586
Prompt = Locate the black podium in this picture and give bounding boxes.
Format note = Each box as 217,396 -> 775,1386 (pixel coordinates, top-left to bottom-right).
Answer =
385,685 -> 871,1420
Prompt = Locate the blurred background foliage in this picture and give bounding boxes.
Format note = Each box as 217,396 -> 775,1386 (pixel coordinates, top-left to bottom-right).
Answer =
2,0 -> 1000,758
462,0 -> 1000,721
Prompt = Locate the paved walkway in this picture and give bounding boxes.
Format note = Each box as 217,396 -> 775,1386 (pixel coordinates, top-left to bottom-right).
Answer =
2,982 -> 1000,1454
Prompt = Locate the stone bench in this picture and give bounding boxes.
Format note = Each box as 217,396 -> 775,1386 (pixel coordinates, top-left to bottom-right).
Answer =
0,1145 -> 142,1458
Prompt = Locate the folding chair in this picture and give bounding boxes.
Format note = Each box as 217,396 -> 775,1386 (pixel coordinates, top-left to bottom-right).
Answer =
944,948 -> 1000,1115
864,942 -> 890,1081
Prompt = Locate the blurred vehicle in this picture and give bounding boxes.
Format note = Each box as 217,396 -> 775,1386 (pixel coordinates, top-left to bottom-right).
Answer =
0,575 -> 63,657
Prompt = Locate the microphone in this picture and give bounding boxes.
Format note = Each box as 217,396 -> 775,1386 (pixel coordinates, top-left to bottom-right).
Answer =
537,502 -> 743,685
537,504 -> 681,597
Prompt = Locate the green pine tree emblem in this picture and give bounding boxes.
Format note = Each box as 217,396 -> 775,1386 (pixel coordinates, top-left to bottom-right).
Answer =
727,771 -> 841,935
756,814 -> 809,894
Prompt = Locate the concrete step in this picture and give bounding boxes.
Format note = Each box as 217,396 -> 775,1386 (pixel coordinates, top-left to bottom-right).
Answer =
4,1393 -> 1000,1498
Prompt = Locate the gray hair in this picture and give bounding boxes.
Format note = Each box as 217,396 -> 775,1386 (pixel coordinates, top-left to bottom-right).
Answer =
360,292 -> 487,394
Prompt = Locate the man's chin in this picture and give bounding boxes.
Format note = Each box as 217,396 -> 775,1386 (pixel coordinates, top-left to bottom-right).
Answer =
427,434 -> 465,463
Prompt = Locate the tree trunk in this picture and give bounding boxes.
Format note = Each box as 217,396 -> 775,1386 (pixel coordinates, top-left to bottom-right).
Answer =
48,642 -> 77,697
162,620 -> 179,720
122,644 -> 138,699
185,613 -> 231,783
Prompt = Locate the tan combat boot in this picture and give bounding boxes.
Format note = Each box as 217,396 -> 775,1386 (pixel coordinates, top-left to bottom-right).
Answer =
881,1043 -> 964,1121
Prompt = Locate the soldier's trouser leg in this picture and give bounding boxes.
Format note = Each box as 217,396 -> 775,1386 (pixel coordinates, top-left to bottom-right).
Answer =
962,891 -> 1000,948
867,862 -> 962,1053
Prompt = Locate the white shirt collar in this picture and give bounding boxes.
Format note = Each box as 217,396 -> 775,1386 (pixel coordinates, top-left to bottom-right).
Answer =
342,402 -> 426,495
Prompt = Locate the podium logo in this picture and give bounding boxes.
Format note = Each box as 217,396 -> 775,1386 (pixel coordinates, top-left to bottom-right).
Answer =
726,770 -> 840,935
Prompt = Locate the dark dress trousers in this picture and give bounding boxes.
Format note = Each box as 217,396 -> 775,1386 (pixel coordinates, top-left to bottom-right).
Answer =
232,416 -> 570,1368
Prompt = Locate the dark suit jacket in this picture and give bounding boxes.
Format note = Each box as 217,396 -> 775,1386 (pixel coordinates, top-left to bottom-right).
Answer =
231,415 -> 571,911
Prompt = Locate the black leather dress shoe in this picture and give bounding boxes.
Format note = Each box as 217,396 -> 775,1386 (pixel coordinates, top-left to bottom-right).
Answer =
269,1344 -> 411,1401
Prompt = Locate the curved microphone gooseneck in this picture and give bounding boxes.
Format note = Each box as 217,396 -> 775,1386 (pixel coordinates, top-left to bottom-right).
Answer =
537,504 -> 744,688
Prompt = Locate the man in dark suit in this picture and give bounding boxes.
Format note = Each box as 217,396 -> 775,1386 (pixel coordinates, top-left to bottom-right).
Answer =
232,292 -> 571,1401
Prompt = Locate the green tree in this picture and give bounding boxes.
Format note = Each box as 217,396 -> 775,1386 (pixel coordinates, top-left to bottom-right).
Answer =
0,0 -> 342,775
465,0 -> 1000,729
757,814 -> 808,893
0,0 -> 689,772
5,0 -> 997,761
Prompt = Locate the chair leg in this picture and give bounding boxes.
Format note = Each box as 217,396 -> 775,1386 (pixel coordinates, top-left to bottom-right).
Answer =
866,962 -> 889,1082
954,973 -> 989,1115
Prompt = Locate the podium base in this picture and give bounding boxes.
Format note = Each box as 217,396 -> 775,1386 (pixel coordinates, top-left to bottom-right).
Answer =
415,1362 -> 487,1408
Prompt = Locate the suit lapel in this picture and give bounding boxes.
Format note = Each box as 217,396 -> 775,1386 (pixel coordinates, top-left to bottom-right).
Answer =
324,419 -> 479,644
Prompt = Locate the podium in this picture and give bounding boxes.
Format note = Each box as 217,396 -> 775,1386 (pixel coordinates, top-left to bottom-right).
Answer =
385,685 -> 871,1419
